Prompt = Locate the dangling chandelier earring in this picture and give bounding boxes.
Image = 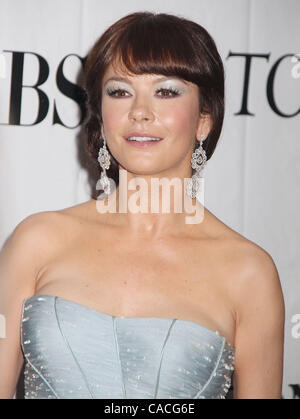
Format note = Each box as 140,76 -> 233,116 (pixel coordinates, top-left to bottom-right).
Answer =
97,133 -> 112,195
186,133 -> 207,198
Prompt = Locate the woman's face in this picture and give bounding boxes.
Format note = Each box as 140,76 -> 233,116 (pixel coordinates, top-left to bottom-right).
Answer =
101,62 -> 208,177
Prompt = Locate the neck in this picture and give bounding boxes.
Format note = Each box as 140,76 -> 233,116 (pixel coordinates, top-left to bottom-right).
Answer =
95,169 -> 205,238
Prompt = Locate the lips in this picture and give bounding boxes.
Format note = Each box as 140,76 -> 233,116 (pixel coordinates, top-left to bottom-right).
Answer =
124,132 -> 163,140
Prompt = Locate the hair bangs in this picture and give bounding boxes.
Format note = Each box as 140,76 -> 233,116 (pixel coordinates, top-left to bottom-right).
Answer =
109,17 -> 205,87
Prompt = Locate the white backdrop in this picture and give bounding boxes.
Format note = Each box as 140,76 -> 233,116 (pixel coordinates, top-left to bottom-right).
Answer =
0,0 -> 299,399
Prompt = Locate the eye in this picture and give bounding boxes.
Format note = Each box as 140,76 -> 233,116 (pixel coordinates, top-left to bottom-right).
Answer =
156,87 -> 180,98
106,88 -> 129,97
105,86 -> 181,98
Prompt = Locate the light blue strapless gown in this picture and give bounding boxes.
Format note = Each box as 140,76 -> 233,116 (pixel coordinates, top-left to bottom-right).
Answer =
20,295 -> 235,399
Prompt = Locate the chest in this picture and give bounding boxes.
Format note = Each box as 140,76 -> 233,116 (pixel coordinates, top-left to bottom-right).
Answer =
35,228 -> 236,346
39,232 -> 223,304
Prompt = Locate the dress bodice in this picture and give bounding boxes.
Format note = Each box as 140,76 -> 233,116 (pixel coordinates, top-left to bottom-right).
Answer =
20,294 -> 235,399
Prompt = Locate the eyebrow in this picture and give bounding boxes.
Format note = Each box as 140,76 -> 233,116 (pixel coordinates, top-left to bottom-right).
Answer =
103,76 -> 188,87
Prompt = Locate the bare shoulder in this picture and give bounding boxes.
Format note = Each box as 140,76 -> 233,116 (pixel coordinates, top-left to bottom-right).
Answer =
13,209 -> 70,239
2,212 -> 64,266
218,227 -> 285,326
2,211 -> 61,252
8,199 -> 106,249
226,231 -> 283,298
14,199 -> 98,235
1,208 -> 79,268
0,211 -> 71,300
204,208 -> 284,315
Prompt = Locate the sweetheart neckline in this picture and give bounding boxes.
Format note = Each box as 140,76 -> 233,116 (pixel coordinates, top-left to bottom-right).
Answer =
23,294 -> 235,351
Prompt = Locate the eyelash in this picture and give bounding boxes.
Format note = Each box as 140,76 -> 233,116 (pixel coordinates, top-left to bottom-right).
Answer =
106,87 -> 181,98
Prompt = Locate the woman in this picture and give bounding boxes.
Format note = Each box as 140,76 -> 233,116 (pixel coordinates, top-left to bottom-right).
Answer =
0,11 -> 285,399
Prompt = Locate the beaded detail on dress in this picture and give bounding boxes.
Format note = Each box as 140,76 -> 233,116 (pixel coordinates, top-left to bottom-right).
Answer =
20,295 -> 235,399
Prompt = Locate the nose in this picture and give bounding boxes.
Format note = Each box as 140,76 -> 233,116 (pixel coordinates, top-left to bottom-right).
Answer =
128,96 -> 154,122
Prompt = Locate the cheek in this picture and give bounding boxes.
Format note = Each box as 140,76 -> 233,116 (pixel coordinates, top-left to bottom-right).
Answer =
101,99 -> 125,131
101,104 -> 112,130
159,100 -> 199,137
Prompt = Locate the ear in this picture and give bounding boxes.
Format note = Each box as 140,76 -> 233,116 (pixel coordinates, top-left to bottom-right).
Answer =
195,113 -> 212,143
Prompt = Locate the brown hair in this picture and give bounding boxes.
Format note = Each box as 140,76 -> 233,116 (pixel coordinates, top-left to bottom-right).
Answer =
83,11 -> 225,195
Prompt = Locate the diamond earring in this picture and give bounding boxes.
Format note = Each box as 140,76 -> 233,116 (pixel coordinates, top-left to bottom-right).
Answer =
97,133 -> 112,195
186,133 -> 207,198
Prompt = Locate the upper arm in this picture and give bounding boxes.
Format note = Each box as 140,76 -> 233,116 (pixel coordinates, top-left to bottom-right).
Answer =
0,213 -> 54,398
231,247 -> 285,399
